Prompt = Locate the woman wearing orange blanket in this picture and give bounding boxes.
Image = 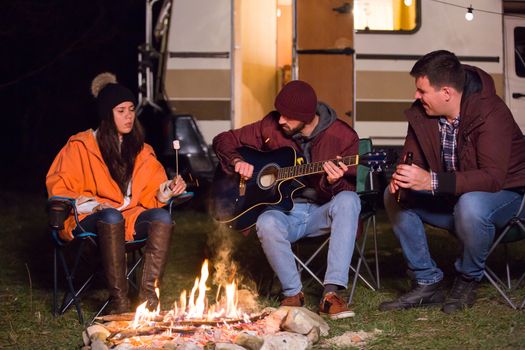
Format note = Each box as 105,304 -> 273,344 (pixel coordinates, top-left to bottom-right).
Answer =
46,73 -> 186,313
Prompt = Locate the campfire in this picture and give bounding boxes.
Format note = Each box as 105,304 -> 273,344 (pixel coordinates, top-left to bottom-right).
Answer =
131,259 -> 251,329
83,259 -> 332,350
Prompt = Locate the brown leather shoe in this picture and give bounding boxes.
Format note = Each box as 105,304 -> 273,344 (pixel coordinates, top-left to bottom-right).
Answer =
280,291 -> 304,307
319,292 -> 355,320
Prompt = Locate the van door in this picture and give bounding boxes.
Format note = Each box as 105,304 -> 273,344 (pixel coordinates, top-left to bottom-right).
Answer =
294,0 -> 354,125
504,16 -> 525,132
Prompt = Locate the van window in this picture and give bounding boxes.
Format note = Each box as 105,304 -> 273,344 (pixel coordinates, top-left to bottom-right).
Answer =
354,0 -> 419,33
515,27 -> 525,77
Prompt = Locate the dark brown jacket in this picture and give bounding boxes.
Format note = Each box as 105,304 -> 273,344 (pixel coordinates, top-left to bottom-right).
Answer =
212,103 -> 360,204
403,65 -> 525,195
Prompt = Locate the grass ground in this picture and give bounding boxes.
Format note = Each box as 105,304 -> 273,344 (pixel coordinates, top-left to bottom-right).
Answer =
0,190 -> 524,349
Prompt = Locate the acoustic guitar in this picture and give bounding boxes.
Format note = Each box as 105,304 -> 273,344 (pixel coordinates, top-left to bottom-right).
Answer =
211,146 -> 390,231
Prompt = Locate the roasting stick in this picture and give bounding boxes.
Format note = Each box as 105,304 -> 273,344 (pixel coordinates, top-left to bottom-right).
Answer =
172,140 -> 180,178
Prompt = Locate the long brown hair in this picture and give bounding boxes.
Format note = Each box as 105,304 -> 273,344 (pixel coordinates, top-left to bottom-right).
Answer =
96,111 -> 145,194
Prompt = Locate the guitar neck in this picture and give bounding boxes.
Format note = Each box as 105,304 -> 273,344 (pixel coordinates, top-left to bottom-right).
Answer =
277,155 -> 358,180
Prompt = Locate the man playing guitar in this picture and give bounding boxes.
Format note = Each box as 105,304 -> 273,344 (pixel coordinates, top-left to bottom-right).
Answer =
212,80 -> 360,320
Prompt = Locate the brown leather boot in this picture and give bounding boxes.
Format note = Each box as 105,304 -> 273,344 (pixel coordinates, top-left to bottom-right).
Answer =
97,220 -> 130,314
140,221 -> 173,311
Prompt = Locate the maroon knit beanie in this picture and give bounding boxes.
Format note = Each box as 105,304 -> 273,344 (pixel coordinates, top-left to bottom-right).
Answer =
274,80 -> 317,123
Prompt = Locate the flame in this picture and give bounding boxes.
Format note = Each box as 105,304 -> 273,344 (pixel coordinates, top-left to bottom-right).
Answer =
186,260 -> 209,318
132,287 -> 160,328
132,259 -> 247,329
167,259 -> 245,321
225,280 -> 240,318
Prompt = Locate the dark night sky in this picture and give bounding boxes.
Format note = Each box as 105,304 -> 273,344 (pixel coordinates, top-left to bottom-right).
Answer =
0,0 -> 146,193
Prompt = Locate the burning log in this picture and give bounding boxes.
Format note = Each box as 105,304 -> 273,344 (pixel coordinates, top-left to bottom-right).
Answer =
109,326 -> 168,340
95,313 -> 164,323
109,325 -> 198,341
95,312 -> 145,322
96,310 -> 270,327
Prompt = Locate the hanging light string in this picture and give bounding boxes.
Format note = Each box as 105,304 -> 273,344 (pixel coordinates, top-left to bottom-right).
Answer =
425,0 -> 525,19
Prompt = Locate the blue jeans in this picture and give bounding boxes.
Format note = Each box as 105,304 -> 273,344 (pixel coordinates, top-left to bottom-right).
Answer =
256,191 -> 361,297
73,208 -> 172,241
384,188 -> 524,283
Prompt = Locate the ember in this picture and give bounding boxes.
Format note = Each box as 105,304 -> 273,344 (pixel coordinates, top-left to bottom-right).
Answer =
86,306 -> 329,350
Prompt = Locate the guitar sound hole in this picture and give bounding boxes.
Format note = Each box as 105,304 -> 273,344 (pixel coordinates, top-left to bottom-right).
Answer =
257,164 -> 278,190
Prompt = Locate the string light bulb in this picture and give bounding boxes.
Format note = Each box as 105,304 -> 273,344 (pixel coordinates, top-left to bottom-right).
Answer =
465,5 -> 474,21
403,0 -> 413,6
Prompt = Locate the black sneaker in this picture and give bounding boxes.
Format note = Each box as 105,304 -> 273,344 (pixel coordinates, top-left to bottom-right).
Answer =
379,280 -> 445,311
442,275 -> 479,314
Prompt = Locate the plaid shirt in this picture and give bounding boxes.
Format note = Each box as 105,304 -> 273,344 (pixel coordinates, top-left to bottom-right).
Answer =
431,116 -> 460,192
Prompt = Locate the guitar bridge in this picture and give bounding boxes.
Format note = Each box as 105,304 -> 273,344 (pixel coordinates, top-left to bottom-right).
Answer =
239,178 -> 246,196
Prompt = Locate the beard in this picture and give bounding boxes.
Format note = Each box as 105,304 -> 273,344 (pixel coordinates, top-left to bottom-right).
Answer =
281,121 -> 305,136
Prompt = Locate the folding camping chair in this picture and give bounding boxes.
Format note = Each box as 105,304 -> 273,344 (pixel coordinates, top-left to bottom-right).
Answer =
292,138 -> 382,305
49,197 -> 146,324
483,191 -> 525,310
49,193 -> 193,324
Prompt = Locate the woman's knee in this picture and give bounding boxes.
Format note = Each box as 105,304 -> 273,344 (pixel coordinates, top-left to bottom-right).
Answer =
138,208 -> 172,225
97,208 -> 124,224
134,208 -> 172,240
151,208 -> 172,225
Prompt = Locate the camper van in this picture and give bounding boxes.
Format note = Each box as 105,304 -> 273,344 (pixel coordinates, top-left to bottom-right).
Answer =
157,0 -> 524,147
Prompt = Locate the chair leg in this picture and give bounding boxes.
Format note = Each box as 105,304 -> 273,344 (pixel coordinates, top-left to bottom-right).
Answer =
293,253 -> 324,286
293,238 -> 330,288
90,299 -> 111,325
504,244 -> 512,290
296,238 -> 330,276
514,272 -> 525,291
485,266 -> 508,290
484,270 -> 517,309
371,215 -> 380,289
348,220 -> 376,305
57,248 -> 85,324
290,212 -> 381,306
53,246 -> 58,317
127,253 -> 143,292
60,272 -> 94,318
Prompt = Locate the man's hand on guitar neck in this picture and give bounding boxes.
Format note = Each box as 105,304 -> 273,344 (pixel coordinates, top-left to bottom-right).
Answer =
233,158 -> 254,180
323,156 -> 348,185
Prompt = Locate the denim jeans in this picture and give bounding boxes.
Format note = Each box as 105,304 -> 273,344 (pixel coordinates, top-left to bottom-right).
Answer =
256,191 -> 361,297
384,188 -> 524,283
73,207 -> 172,241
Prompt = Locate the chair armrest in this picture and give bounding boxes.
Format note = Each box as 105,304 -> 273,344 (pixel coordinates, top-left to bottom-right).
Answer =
168,191 -> 194,214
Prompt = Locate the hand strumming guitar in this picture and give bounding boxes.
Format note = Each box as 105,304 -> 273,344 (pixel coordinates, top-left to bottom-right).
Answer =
232,158 -> 254,180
